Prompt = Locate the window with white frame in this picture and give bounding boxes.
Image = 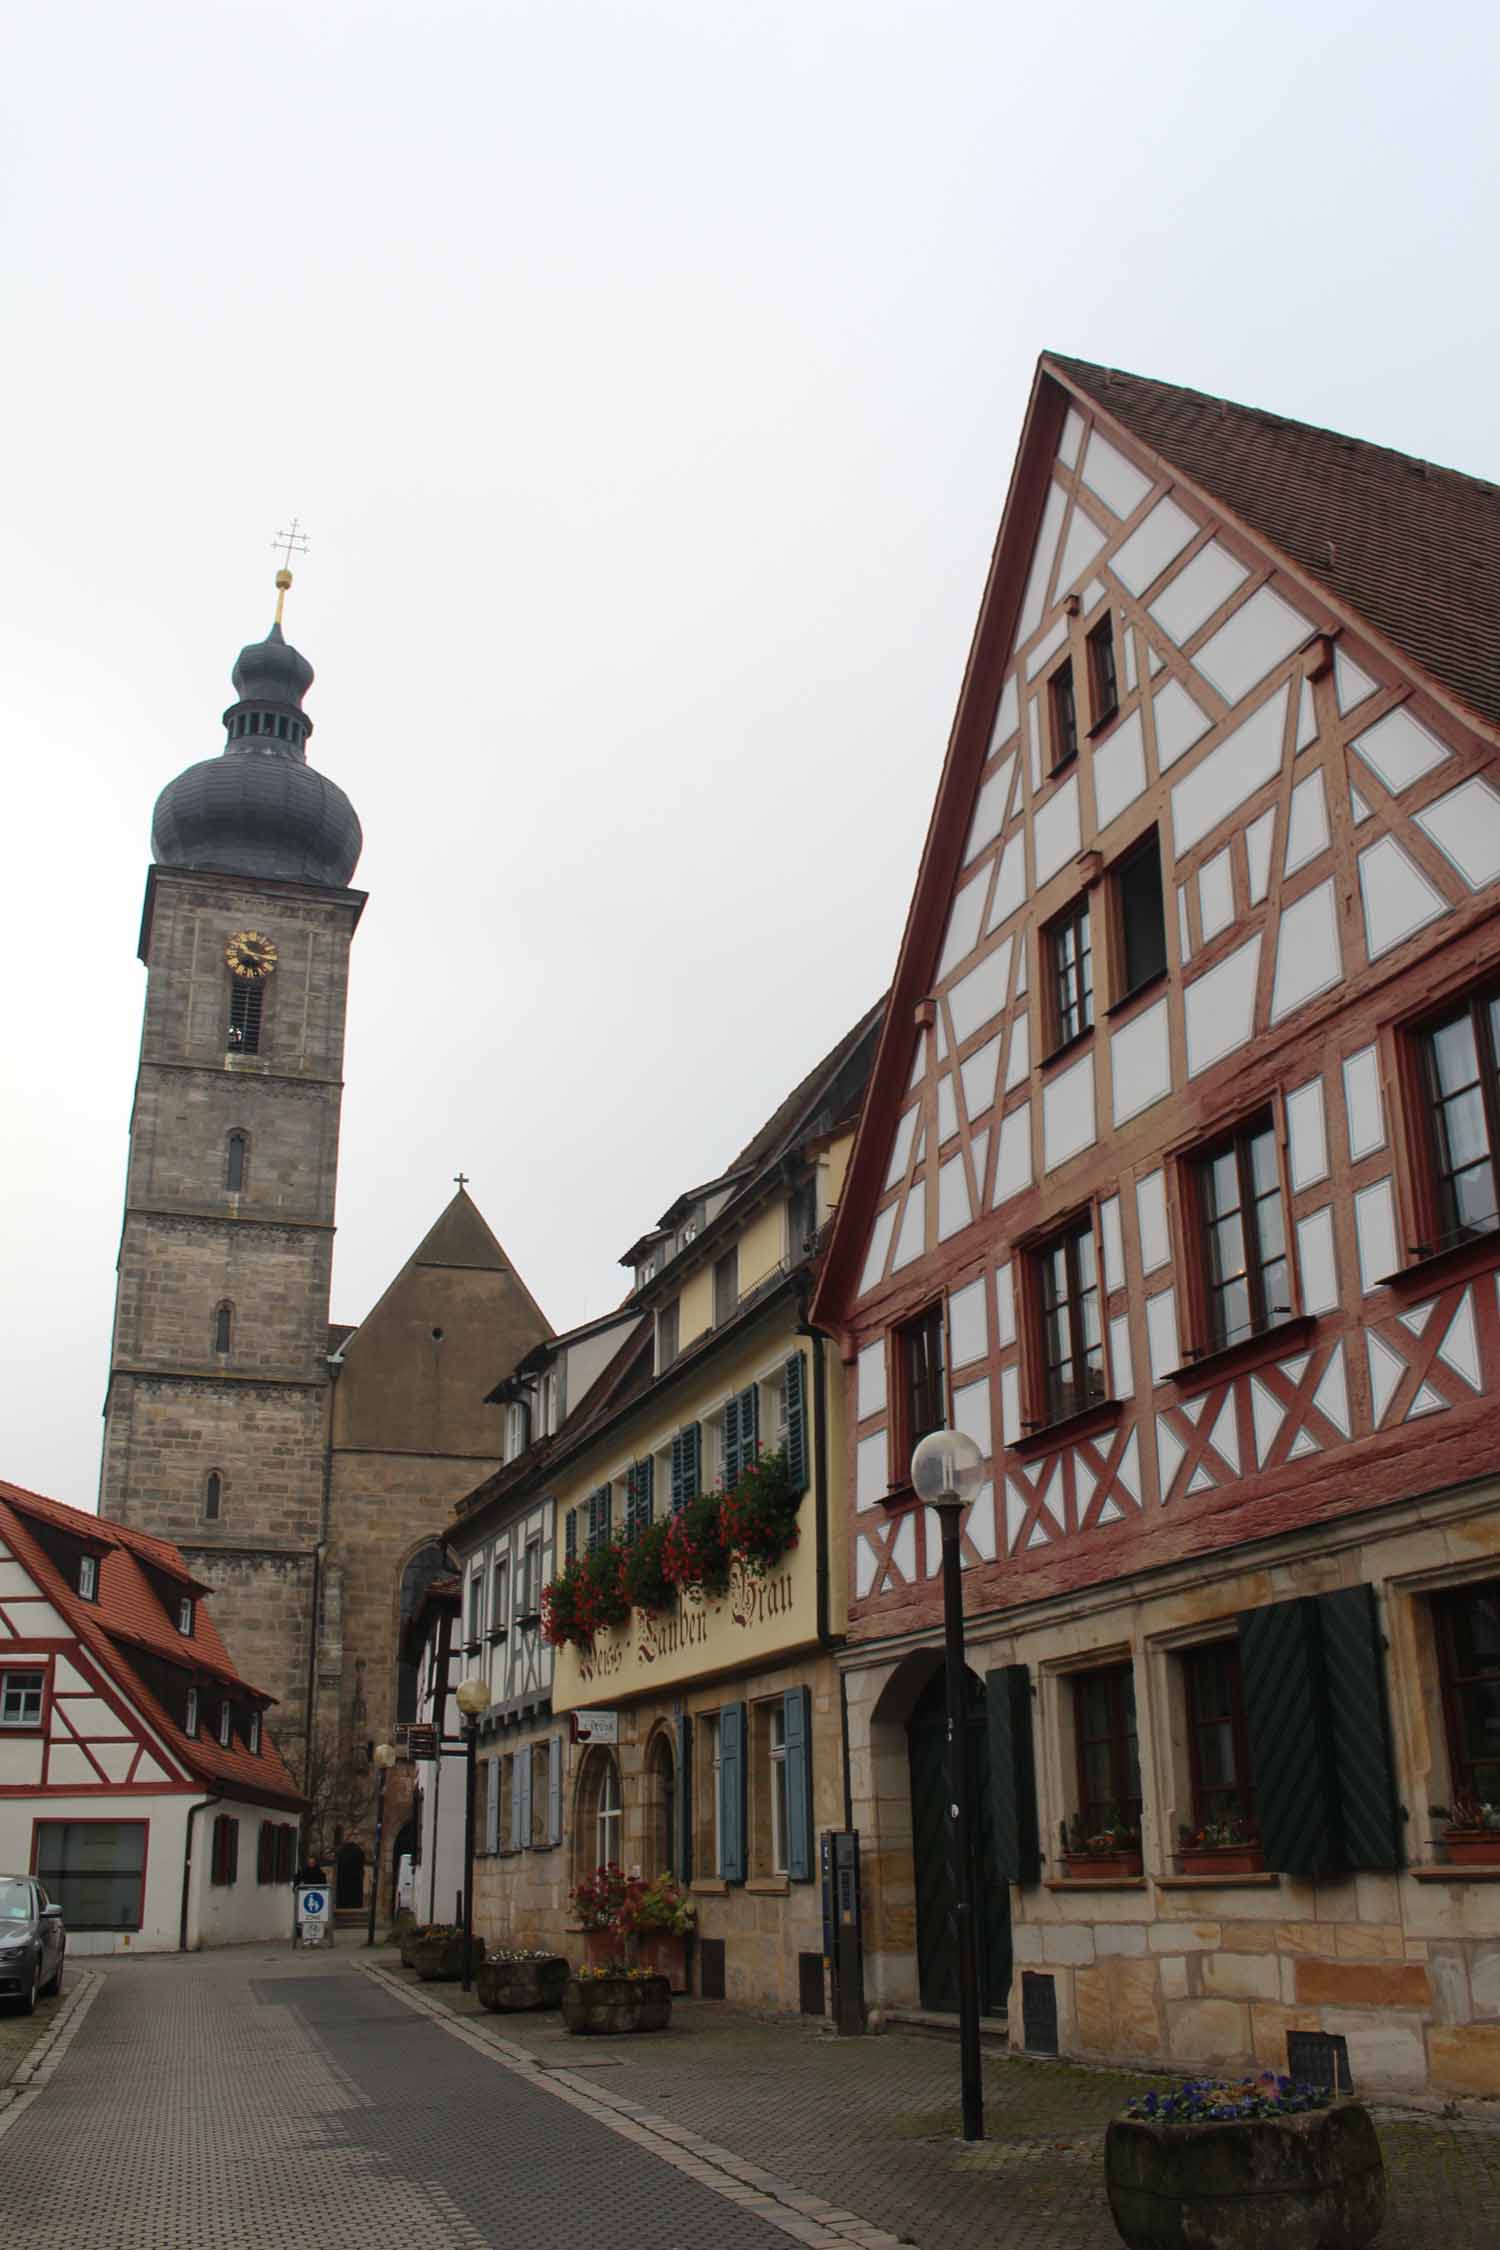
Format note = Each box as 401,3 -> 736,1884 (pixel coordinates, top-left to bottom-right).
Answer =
542,1369 -> 560,1435
78,1554 -> 98,1601
466,1571 -> 485,1648
522,1537 -> 542,1620
218,1700 -> 232,1747
504,1402 -> 527,1460
185,1687 -> 199,1737
0,1670 -> 44,1728
752,1700 -> 789,1875
178,1597 -> 194,1636
248,1711 -> 261,1755
597,1757 -> 622,1867
491,1554 -> 509,1635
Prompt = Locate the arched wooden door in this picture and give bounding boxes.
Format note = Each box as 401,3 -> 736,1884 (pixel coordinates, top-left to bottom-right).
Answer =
335,1840 -> 366,1911
906,1666 -> 1011,2015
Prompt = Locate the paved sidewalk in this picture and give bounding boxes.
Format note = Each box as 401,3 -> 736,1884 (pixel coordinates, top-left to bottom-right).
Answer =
371,1948 -> 1500,2250
0,1971 -> 70,2092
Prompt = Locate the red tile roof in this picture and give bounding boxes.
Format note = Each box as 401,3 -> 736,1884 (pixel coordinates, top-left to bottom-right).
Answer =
1048,354 -> 1500,729
0,1480 -> 303,1811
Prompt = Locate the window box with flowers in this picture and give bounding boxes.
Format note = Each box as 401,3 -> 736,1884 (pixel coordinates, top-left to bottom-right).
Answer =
719,1446 -> 800,1576
1176,1815 -> 1264,1877
618,1518 -> 676,1617
542,1546 -> 630,1651
661,1490 -> 732,1600
1061,1814 -> 1143,1882
1431,1800 -> 1500,1867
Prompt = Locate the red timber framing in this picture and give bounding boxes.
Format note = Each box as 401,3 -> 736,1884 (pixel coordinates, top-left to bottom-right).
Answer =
811,352 -> 1500,1638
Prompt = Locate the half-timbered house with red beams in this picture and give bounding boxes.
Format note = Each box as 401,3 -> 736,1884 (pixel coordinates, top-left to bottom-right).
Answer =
0,1481 -> 304,1951
811,353 -> 1500,2095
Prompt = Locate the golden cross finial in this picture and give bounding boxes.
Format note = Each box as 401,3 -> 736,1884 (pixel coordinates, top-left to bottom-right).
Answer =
271,518 -> 310,625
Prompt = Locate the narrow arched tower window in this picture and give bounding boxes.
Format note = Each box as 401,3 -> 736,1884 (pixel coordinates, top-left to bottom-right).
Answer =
226,1132 -> 247,1194
204,1471 -> 223,1521
214,1303 -> 232,1355
227,979 -> 263,1055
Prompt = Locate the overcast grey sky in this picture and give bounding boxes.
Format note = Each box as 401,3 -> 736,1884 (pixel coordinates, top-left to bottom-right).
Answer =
5,0 -> 1498,1509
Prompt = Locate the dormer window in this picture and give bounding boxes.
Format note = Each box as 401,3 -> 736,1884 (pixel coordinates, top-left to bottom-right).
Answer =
504,1402 -> 528,1461
78,1555 -> 98,1602
542,1369 -> 561,1436
185,1688 -> 199,1737
656,1299 -> 679,1373
678,1207 -> 703,1250
248,1712 -> 261,1755
178,1597 -> 194,1637
218,1700 -> 232,1747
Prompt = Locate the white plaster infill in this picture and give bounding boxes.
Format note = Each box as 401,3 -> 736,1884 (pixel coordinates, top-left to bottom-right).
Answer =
360,1963 -> 907,2250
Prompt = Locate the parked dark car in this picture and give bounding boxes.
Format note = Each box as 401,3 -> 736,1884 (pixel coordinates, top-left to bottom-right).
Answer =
0,1875 -> 65,2014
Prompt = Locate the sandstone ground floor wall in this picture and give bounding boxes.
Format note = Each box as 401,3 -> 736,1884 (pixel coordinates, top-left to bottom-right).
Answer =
543,1648 -> 845,2014
471,1711 -> 571,1950
843,1477 -> 1500,2094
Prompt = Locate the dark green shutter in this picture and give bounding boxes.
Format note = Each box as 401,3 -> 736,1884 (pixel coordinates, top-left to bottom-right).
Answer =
720,1702 -> 747,1880
676,1711 -> 693,1882
726,1385 -> 760,1484
986,1664 -> 1041,1884
671,1424 -> 701,1511
625,1459 -> 654,1538
784,1353 -> 808,1494
783,1685 -> 814,1880
1320,1585 -> 1403,1871
1238,1598 -> 1342,1877
564,1508 -> 577,1564
588,1484 -> 612,1550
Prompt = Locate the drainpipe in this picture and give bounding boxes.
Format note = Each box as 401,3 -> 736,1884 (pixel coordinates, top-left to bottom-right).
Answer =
795,1291 -> 833,1651
179,1796 -> 221,1953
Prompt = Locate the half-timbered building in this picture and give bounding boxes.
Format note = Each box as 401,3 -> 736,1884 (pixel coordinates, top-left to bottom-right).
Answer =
0,1480 -> 303,1951
811,354 -> 1500,2094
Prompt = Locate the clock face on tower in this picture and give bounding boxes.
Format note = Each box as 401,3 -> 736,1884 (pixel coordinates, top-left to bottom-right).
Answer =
226,930 -> 278,980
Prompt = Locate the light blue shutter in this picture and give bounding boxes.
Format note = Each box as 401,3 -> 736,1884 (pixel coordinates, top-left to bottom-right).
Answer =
517,1743 -> 534,1849
783,1352 -> 808,1494
509,1752 -> 525,1851
676,1711 -> 693,1881
725,1387 -> 760,1484
783,1685 -> 814,1881
548,1735 -> 563,1847
719,1702 -> 747,1881
485,1761 -> 500,1855
670,1423 -> 701,1511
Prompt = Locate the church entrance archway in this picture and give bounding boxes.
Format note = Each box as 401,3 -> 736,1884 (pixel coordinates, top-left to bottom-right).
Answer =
905,1665 -> 1009,2015
336,1840 -> 365,1911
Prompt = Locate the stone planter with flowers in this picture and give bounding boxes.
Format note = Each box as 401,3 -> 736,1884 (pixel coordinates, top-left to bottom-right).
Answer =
475,1948 -> 570,2013
616,1872 -> 696,1992
411,1926 -> 482,1982
562,1967 -> 672,2036
1105,2073 -> 1385,2250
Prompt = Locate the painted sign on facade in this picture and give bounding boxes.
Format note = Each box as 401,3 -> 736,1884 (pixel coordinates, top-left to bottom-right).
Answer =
552,1553 -> 812,1712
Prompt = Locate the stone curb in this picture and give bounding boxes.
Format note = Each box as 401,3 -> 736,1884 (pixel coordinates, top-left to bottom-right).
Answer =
0,1971 -> 103,2144
360,1962 -> 914,2250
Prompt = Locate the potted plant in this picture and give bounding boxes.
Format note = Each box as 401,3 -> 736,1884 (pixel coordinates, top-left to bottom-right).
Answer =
662,1489 -> 731,1600
571,1862 -> 632,1968
1432,1798 -> 1500,1867
410,1924 -> 482,1982
619,1517 -> 677,1617
719,1446 -> 801,1576
475,1946 -> 571,2012
1176,1811 -> 1264,1877
562,1963 -> 673,2036
1105,2073 -> 1385,2250
616,1872 -> 695,1991
398,1921 -> 429,1970
1061,1812 -> 1142,1880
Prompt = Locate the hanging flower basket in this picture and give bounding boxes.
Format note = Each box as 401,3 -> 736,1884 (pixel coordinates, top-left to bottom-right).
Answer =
1105,2077 -> 1385,2250
662,1490 -> 732,1599
719,1447 -> 801,1577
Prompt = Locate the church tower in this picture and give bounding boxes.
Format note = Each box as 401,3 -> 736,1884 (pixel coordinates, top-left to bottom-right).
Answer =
100,570 -> 364,1774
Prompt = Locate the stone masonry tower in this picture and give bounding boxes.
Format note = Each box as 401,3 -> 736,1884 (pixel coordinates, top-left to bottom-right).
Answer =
100,573 -> 364,1776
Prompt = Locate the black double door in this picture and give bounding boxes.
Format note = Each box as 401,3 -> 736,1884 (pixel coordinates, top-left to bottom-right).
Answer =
906,1666 -> 1011,2015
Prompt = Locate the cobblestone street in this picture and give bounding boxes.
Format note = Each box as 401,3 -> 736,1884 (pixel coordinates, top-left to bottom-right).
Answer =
1,1944 -> 1499,2249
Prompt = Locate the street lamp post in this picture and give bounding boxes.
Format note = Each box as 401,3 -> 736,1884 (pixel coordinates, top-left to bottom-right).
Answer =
454,1677 -> 489,1993
911,1426 -> 986,2145
367,1741 -> 398,1948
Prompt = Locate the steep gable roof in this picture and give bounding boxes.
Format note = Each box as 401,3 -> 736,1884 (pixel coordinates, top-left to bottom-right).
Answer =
0,1481 -> 303,1810
1050,354 -> 1500,730
812,349 -> 1500,1330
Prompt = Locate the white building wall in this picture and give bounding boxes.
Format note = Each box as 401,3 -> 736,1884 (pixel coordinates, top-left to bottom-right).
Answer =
185,1799 -> 299,1951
